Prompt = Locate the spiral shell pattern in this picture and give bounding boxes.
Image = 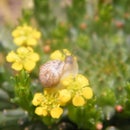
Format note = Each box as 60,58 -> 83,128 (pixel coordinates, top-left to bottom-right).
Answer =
39,60 -> 64,87
39,56 -> 78,88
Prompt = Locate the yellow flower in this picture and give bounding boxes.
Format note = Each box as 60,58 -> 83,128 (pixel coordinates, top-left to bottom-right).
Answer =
58,89 -> 71,105
12,24 -> 41,47
50,107 -> 63,119
60,74 -> 93,107
61,74 -> 89,89
6,46 -> 39,71
35,107 -> 48,116
32,91 -> 63,119
82,87 -> 93,99
50,49 -> 71,61
72,95 -> 85,106
32,93 -> 44,106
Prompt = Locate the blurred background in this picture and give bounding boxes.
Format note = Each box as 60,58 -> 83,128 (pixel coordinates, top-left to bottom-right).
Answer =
0,0 -> 130,130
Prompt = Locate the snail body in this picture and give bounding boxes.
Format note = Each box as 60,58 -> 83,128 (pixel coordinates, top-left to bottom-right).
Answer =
39,56 -> 78,88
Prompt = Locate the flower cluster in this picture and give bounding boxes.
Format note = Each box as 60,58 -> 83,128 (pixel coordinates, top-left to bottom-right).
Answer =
60,74 -> 93,106
6,47 -> 39,71
50,49 -> 71,61
12,24 -> 41,47
6,24 -> 41,72
32,49 -> 93,118
32,91 -> 63,118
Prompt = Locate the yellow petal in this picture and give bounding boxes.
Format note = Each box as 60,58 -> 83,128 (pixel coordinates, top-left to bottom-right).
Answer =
72,95 -> 85,106
76,74 -> 89,87
50,50 -> 63,60
58,89 -> 71,105
63,49 -> 71,56
17,47 -> 29,55
23,25 -> 31,31
35,107 -> 43,116
12,26 -> 24,37
32,93 -> 44,106
26,47 -> 33,52
29,53 -> 40,62
35,107 -> 48,116
6,51 -> 19,62
27,38 -> 37,46
32,30 -> 41,39
82,87 -> 93,99
12,30 -> 20,37
14,37 -> 26,46
24,60 -> 36,71
50,107 -> 63,119
42,109 -> 48,116
12,62 -> 23,71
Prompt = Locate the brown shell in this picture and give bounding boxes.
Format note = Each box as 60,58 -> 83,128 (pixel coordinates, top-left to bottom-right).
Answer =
39,60 -> 64,87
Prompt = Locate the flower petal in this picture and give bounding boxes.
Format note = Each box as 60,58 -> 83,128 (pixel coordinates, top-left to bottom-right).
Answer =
32,93 -> 44,106
14,37 -> 26,46
35,107 -> 48,116
24,60 -> 36,71
72,95 -> 85,106
17,47 -> 29,55
12,62 -> 23,71
63,49 -> 71,56
29,53 -> 40,62
6,51 -> 19,62
32,30 -> 41,39
82,87 -> 93,99
42,109 -> 48,116
27,38 -> 37,46
58,89 -> 71,105
50,50 -> 63,60
50,107 -> 63,119
76,74 -> 89,87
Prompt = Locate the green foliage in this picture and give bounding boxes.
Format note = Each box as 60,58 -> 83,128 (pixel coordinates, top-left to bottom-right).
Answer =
1,0 -> 130,129
66,0 -> 86,26
33,0 -> 55,29
12,70 -> 33,113
68,99 -> 102,130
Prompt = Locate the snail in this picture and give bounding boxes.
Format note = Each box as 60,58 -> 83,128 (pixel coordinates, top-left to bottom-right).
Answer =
39,56 -> 78,87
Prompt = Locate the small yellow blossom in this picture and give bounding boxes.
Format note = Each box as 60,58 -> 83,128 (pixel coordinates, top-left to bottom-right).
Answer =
58,89 -> 71,105
32,93 -> 44,106
60,74 -> 93,107
61,74 -> 89,89
32,91 -> 63,119
72,95 -> 85,106
35,107 -> 43,116
6,46 -> 39,71
12,24 -> 41,46
50,49 -> 71,61
82,87 -> 93,99
50,107 -> 63,119
35,107 -> 48,116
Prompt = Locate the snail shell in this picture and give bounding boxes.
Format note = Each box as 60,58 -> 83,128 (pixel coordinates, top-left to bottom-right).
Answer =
39,56 -> 78,87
